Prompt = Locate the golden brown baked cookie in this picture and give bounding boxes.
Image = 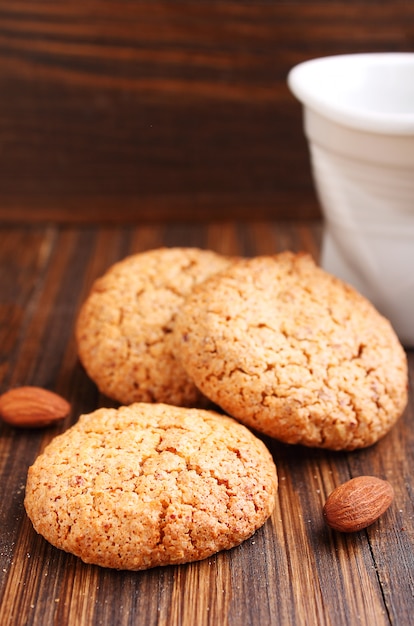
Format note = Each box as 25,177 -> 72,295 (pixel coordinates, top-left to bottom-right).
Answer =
173,252 -> 408,450
75,247 -> 231,407
24,403 -> 277,570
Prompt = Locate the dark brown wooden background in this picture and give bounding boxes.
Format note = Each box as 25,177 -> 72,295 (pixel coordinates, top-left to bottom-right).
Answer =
0,1 -> 413,223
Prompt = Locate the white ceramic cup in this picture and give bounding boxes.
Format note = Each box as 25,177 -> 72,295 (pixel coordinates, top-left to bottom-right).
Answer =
288,53 -> 414,346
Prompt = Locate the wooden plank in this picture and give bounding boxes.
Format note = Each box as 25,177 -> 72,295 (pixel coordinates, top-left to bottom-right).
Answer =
0,2 -> 413,222
0,221 -> 413,625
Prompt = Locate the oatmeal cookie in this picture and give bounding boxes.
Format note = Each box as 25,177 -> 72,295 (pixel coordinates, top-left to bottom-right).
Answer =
173,252 -> 408,450
24,403 -> 277,570
75,247 -> 231,407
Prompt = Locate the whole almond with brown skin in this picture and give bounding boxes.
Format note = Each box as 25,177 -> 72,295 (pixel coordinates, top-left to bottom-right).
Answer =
323,476 -> 394,533
0,386 -> 70,428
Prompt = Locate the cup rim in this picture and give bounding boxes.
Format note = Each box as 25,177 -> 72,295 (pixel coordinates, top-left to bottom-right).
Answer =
287,52 -> 414,135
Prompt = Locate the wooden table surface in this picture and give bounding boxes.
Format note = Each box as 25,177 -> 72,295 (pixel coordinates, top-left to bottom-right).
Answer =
0,219 -> 413,626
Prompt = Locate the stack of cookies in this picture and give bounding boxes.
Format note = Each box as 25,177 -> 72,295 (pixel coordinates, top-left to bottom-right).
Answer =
24,247 -> 408,570
74,246 -> 407,452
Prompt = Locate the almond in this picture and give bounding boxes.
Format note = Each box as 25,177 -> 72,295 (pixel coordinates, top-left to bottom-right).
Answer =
323,476 -> 394,533
0,386 -> 70,428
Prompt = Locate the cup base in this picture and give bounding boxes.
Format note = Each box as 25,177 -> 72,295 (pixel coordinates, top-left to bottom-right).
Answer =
321,230 -> 414,347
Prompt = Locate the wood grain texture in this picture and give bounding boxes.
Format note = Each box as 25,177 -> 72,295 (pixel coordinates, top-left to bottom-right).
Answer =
0,1 -> 413,222
0,221 -> 413,626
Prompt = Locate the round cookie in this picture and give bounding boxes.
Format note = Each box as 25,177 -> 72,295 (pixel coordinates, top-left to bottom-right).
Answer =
173,252 -> 408,450
24,403 -> 277,570
75,247 -> 231,407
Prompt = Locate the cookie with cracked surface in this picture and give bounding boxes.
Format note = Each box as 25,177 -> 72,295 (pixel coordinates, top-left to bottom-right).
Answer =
76,247 -> 231,407
173,252 -> 408,450
24,402 -> 277,570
